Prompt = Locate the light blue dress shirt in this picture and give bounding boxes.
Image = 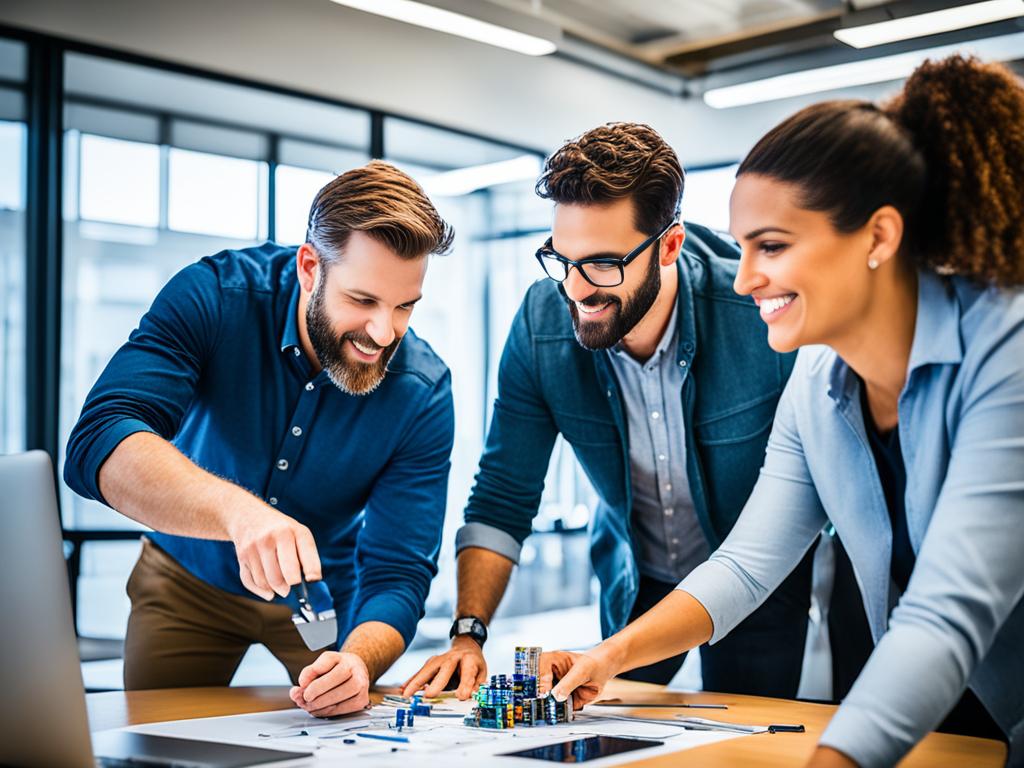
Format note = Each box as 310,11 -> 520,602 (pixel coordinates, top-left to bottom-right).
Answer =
678,270 -> 1024,767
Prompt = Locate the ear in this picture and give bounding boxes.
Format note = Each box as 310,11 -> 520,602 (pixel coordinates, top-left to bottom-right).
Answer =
660,224 -> 685,267
296,243 -> 321,294
866,206 -> 904,269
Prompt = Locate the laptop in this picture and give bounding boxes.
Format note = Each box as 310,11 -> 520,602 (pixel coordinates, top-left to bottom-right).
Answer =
0,451 -> 313,768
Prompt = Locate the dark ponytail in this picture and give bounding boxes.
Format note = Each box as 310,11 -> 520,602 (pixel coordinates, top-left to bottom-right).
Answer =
738,55 -> 1024,286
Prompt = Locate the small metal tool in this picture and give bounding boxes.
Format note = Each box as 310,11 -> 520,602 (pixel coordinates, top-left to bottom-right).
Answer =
283,572 -> 337,651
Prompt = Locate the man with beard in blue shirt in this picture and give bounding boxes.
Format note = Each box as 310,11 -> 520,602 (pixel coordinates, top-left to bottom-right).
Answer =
65,161 -> 454,717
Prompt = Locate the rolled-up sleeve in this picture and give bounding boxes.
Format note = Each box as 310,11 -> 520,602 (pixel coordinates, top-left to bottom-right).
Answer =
458,295 -> 559,563
677,368 -> 827,643
350,371 -> 455,647
820,337 -> 1024,767
63,260 -> 223,505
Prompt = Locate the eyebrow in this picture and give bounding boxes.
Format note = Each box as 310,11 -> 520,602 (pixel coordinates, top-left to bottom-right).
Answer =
348,289 -> 423,306
741,226 -> 794,241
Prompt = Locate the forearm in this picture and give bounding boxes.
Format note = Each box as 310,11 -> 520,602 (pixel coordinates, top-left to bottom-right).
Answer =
455,546 -> 515,625
98,431 -> 253,539
341,621 -> 406,683
599,590 -> 713,674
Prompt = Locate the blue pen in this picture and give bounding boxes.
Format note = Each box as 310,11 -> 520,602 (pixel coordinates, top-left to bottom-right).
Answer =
356,732 -> 410,744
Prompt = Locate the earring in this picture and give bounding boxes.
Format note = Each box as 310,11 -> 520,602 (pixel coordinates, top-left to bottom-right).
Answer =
868,259 -> 879,270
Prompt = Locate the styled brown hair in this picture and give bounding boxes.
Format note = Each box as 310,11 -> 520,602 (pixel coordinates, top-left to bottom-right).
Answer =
306,160 -> 454,262
738,55 -> 1024,286
536,122 -> 684,236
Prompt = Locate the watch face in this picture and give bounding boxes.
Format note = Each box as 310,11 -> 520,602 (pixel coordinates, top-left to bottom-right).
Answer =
458,619 -> 476,633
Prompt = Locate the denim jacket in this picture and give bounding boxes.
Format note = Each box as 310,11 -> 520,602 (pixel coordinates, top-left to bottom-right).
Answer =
457,223 -> 795,637
680,271 -> 1024,766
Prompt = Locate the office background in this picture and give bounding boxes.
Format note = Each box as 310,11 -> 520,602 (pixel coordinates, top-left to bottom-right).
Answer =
1,0 -> 1021,691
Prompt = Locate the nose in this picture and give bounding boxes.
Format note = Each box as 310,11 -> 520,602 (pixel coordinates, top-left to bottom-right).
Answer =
562,266 -> 597,303
733,249 -> 766,297
365,309 -> 396,349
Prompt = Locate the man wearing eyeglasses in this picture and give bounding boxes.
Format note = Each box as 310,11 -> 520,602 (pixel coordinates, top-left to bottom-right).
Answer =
404,123 -> 816,701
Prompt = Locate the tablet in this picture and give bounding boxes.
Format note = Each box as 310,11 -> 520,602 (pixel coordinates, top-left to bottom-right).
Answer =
500,735 -> 663,762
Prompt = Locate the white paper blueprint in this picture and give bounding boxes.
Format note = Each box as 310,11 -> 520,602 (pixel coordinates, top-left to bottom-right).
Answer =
102,701 -> 748,767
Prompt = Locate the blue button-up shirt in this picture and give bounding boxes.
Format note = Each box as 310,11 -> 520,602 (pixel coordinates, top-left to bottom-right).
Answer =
607,307 -> 708,583
64,243 -> 455,646
679,271 -> 1024,766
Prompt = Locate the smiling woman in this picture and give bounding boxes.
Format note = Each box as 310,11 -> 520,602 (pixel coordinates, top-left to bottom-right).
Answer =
545,54 -> 1024,768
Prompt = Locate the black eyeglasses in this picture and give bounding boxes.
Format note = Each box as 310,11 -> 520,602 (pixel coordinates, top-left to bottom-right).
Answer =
535,221 -> 677,288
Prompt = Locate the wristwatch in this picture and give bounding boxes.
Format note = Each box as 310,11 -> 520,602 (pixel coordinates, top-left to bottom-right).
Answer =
449,616 -> 488,647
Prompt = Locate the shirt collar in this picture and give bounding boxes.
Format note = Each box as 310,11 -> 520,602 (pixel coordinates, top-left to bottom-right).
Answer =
280,279 -> 302,355
827,270 -> 963,403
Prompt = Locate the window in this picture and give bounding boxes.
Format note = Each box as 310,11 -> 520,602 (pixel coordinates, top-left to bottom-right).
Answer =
0,37 -> 26,454
274,165 -> 335,245
79,134 -> 160,228
167,147 -> 265,240
682,163 -> 740,234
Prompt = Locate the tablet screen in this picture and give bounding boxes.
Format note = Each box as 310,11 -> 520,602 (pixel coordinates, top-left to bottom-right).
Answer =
500,735 -> 662,762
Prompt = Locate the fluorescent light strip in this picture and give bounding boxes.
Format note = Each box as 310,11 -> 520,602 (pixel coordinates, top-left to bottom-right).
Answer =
329,0 -> 557,56
422,155 -> 541,197
835,0 -> 1024,49
703,31 -> 1024,109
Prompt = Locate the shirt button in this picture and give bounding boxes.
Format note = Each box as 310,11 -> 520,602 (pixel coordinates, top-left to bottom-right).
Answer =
679,360 -> 687,367
268,497 -> 278,506
658,454 -> 667,462
292,426 -> 303,437
651,411 -> 660,420
669,552 -> 677,559
293,348 -> 300,357
672,538 -> 679,545
305,382 -> 315,391
664,483 -> 672,492
276,459 -> 289,471
664,508 -> 674,517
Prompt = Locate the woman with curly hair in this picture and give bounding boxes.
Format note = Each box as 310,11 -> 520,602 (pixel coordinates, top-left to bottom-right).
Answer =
543,55 -> 1024,767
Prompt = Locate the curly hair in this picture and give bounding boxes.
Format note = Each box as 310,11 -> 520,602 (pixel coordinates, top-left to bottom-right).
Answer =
306,160 -> 454,262
738,55 -> 1024,286
536,122 -> 683,236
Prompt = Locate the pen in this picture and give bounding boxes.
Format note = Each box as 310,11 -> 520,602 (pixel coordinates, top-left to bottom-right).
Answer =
356,732 -> 410,743
768,724 -> 806,733
593,702 -> 728,710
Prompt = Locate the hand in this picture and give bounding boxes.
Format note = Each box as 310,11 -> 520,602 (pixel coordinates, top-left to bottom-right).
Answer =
545,646 -> 619,710
226,500 -> 321,600
290,651 -> 371,717
401,635 -> 487,699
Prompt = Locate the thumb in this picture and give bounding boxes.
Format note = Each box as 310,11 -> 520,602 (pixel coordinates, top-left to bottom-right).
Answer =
550,662 -> 589,703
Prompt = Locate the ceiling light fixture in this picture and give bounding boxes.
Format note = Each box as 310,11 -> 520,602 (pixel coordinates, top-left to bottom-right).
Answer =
835,0 -> 1024,49
703,31 -> 1024,109
328,0 -> 559,56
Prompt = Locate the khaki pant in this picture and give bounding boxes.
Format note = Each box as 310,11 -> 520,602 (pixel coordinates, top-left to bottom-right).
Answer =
123,537 -> 319,690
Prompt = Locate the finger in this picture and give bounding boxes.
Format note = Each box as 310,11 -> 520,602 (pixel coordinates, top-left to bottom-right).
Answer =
401,658 -> 442,698
295,525 -> 322,581
551,662 -> 590,703
303,672 -> 366,712
239,560 -> 274,601
455,657 -> 483,700
298,652 -> 341,688
289,686 -> 305,707
304,660 -> 355,703
423,657 -> 459,698
308,693 -> 369,719
258,540 -> 289,597
276,535 -> 302,588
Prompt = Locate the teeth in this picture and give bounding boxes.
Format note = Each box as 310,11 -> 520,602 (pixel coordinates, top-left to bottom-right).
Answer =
351,340 -> 379,355
761,295 -> 795,315
577,302 -> 609,315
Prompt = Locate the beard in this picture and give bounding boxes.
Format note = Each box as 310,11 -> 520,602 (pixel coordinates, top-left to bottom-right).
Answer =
305,275 -> 402,395
567,247 -> 662,350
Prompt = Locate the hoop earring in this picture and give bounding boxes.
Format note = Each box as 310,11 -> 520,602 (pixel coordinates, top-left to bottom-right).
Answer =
868,259 -> 879,270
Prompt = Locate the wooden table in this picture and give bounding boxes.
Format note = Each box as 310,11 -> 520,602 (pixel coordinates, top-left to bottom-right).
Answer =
86,680 -> 1006,766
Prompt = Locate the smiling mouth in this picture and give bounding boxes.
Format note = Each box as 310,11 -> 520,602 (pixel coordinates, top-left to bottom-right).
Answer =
758,294 -> 797,317
349,339 -> 382,359
575,301 -> 612,317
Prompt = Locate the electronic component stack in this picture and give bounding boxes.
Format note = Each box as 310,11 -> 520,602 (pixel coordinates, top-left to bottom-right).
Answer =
463,646 -> 573,729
